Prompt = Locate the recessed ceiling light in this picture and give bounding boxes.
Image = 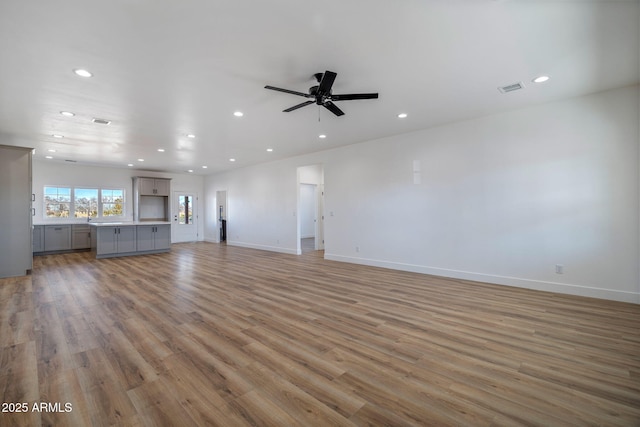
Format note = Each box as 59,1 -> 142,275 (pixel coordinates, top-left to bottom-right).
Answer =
233,111 -> 244,117
127,163 -> 134,167
52,134 -> 64,138
318,134 -> 326,139
202,166 -> 208,169
398,113 -> 408,118
92,118 -> 111,125
229,158 -> 236,162
187,169 -> 194,173
60,111 -> 75,117
137,158 -> 144,162
157,148 -> 165,152
266,148 -> 273,152
47,149 -> 56,153
45,156 -> 53,159
532,75 -> 550,83
186,134 -> 196,138
73,68 -> 93,78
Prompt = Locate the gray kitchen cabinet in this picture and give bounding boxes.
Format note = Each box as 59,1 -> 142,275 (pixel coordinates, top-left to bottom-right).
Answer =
95,226 -> 136,256
136,224 -> 171,252
0,145 -> 32,278
138,177 -> 170,196
33,225 -> 44,253
153,224 -> 171,250
133,177 -> 171,221
44,225 -> 72,251
72,224 -> 91,249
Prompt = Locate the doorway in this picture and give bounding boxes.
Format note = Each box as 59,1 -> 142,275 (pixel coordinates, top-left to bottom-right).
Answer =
300,184 -> 316,253
297,164 -> 325,254
172,191 -> 198,242
216,190 -> 228,243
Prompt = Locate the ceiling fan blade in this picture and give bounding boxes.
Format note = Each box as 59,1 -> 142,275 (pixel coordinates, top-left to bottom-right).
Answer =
264,85 -> 309,98
283,100 -> 315,112
317,71 -> 337,94
331,93 -> 379,101
323,101 -> 344,116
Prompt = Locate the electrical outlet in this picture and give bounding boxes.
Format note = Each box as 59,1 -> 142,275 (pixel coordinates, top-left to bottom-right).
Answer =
555,264 -> 564,274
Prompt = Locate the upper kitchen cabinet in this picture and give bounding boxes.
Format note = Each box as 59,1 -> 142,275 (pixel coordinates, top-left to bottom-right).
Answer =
133,177 -> 171,222
138,177 -> 170,196
0,144 -> 33,278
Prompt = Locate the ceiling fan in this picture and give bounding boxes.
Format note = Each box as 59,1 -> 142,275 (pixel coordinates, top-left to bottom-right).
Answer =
264,70 -> 378,117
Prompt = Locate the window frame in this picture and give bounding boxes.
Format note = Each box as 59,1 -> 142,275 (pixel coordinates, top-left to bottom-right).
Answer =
44,186 -> 72,218
43,186 -> 127,221
100,188 -> 125,218
74,188 -> 99,219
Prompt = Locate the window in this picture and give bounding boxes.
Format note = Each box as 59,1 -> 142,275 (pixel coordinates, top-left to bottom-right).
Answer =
178,195 -> 193,224
74,188 -> 98,219
102,189 -> 124,217
44,186 -> 71,218
43,187 -> 125,220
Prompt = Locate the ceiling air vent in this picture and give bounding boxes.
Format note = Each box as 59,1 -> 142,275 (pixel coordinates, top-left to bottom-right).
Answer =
498,82 -> 525,94
92,118 -> 111,125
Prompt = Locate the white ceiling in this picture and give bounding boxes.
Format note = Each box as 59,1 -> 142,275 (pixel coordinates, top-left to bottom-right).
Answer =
0,0 -> 638,174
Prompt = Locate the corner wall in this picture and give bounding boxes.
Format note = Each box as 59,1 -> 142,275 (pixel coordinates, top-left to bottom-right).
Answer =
205,86 -> 640,303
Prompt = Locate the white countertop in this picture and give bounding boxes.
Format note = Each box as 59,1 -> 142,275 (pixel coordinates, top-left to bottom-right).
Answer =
33,220 -> 93,226
89,221 -> 171,227
34,221 -> 171,226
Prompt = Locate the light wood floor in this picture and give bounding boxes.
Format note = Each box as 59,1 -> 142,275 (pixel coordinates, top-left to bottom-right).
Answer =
1,243 -> 639,426
301,237 -> 315,253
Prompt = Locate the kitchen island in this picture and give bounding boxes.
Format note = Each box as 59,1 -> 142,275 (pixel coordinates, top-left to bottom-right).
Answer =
90,221 -> 171,259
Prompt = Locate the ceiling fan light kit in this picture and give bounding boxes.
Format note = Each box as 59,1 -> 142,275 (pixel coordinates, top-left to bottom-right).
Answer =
265,70 -> 378,117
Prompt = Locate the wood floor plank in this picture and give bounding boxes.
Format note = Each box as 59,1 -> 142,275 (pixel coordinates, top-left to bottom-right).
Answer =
243,341 -> 366,418
0,243 -> 638,426
38,368 -> 92,427
237,361 -> 357,426
127,377 -> 200,427
165,333 -> 255,401
99,329 -> 159,390
230,389 -> 303,427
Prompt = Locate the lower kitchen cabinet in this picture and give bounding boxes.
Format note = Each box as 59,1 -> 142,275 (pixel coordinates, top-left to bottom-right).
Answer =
44,225 -> 72,252
95,226 -> 137,256
136,224 -> 171,252
72,224 -> 91,249
33,224 -> 92,254
33,225 -> 44,253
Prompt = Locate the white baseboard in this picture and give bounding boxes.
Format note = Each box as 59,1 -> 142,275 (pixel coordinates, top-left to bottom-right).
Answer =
228,240 -> 299,255
324,253 -> 639,304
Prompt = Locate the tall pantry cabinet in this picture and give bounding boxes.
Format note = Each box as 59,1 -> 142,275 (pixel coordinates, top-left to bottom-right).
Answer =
0,145 -> 33,278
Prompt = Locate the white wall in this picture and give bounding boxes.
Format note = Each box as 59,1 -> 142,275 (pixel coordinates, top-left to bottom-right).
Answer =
204,86 -> 640,303
32,162 -> 206,241
204,160 -> 301,253
298,164 -> 323,185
